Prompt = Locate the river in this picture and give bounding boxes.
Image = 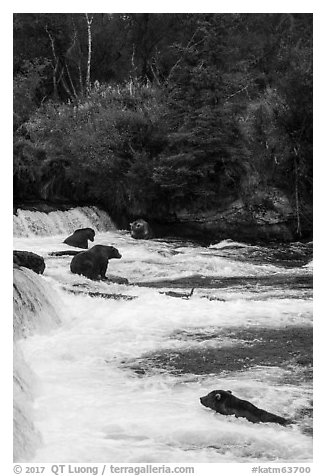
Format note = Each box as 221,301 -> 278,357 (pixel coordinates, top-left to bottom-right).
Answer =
13,206 -> 313,463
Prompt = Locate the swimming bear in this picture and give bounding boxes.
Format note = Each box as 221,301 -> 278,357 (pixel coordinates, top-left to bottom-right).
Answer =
200,390 -> 291,426
70,244 -> 121,280
130,219 -> 153,240
64,228 -> 95,249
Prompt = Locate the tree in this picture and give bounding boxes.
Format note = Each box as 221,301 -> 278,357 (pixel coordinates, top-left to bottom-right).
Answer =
239,14 -> 313,235
13,13 -> 312,236
153,14 -> 250,209
85,14 -> 93,95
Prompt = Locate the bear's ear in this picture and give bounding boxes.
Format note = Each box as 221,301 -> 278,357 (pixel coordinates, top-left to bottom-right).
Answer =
215,393 -> 222,400
227,390 -> 232,394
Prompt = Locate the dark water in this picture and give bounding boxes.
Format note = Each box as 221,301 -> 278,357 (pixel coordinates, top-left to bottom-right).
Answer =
14,210 -> 313,462
129,326 -> 312,387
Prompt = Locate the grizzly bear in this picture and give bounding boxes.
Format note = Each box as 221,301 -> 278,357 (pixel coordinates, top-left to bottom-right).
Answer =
200,390 -> 291,426
70,245 -> 121,280
64,228 -> 95,249
130,219 -> 152,239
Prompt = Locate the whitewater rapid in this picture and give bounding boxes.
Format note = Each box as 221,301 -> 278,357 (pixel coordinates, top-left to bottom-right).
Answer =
13,207 -> 313,463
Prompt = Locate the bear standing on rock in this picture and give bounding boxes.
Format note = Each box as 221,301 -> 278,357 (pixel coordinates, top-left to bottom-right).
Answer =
64,228 -> 95,249
130,219 -> 153,239
70,245 -> 122,280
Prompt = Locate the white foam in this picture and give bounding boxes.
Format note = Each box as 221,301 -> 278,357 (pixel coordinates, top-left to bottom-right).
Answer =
14,221 -> 313,463
13,206 -> 115,237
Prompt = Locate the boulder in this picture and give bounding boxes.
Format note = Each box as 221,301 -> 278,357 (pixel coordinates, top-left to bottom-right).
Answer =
13,251 -> 45,274
171,188 -> 300,242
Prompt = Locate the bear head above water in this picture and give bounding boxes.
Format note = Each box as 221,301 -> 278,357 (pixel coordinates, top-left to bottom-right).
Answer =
200,389 -> 291,426
130,219 -> 152,240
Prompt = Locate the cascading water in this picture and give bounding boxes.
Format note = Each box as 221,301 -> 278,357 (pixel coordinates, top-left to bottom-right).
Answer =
13,206 -> 313,463
13,267 -> 62,339
13,343 -> 41,463
13,206 -> 115,238
13,267 -> 64,462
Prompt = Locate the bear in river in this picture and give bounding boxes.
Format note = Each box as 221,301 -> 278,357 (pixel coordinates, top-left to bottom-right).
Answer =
130,219 -> 153,240
200,390 -> 291,426
64,228 -> 95,249
70,245 -> 122,280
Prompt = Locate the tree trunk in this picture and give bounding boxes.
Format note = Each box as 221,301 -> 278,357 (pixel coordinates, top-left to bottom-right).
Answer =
45,26 -> 59,99
65,61 -> 77,98
59,74 -> 74,101
85,13 -> 93,95
293,147 -> 302,237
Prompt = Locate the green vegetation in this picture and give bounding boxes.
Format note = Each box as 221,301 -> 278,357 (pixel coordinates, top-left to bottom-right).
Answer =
13,13 -> 312,237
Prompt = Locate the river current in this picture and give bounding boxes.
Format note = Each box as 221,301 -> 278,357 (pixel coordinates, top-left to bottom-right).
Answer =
13,206 -> 313,463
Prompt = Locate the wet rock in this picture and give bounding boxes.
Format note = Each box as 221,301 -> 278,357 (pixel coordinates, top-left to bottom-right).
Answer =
63,287 -> 136,301
49,250 -> 81,256
200,295 -> 226,302
101,275 -> 129,285
13,251 -> 45,275
161,187 -> 311,243
159,288 -> 194,299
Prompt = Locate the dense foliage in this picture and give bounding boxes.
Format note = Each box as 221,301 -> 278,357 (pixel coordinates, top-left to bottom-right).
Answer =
13,13 -> 312,235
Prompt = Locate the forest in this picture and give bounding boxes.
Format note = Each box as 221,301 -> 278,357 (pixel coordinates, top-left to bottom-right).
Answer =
13,13 -> 313,242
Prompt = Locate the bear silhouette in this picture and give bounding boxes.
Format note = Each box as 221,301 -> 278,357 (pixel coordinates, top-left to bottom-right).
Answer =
200,390 -> 291,426
70,245 -> 121,280
64,228 -> 95,249
130,219 -> 152,240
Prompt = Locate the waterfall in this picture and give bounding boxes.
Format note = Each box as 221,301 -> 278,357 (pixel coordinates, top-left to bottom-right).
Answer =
13,206 -> 115,238
13,344 -> 41,462
13,267 -> 64,461
13,267 -> 62,339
